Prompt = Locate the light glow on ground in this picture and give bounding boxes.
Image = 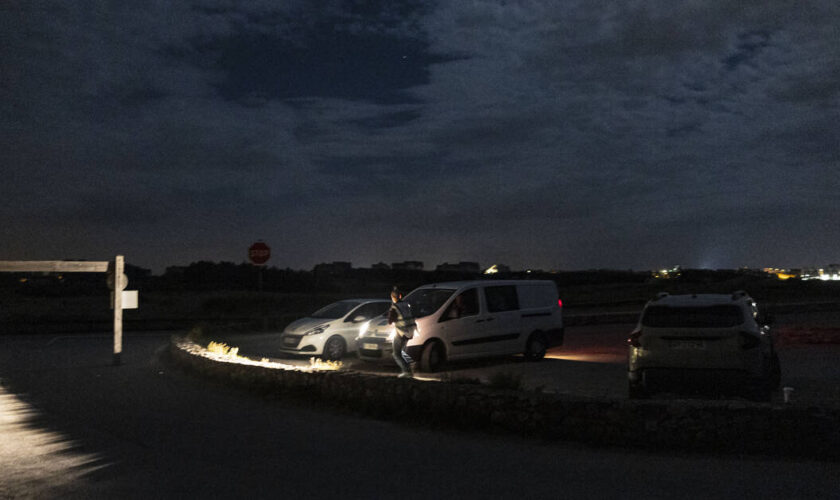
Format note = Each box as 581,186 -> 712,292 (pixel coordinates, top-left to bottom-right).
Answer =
545,352 -> 625,364
0,386 -> 109,497
178,339 -> 343,371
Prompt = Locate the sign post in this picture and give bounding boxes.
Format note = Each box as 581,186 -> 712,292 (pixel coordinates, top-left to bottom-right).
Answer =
110,255 -> 124,366
0,256 -> 134,366
248,241 -> 271,292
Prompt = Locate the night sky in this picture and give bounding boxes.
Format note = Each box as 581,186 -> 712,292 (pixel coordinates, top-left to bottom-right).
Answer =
2,1 -> 838,273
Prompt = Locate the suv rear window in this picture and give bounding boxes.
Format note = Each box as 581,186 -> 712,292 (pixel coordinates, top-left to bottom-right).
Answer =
641,305 -> 745,328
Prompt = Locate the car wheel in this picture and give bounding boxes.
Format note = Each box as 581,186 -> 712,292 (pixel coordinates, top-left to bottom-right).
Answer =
420,341 -> 445,372
628,380 -> 648,399
524,332 -> 547,361
322,336 -> 346,361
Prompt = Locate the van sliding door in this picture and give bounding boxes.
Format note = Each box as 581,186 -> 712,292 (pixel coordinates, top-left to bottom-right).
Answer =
481,285 -> 523,355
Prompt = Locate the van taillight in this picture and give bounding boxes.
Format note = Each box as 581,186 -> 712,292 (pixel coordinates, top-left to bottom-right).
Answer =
740,331 -> 760,349
557,299 -> 563,308
628,330 -> 642,347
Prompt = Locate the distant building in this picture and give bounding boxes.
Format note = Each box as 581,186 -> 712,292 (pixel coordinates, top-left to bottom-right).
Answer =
436,262 -> 480,273
391,261 -> 424,271
371,262 -> 390,270
313,261 -> 352,275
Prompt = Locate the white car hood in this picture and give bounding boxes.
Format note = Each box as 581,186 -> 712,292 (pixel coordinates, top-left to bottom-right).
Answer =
365,316 -> 393,336
284,317 -> 330,335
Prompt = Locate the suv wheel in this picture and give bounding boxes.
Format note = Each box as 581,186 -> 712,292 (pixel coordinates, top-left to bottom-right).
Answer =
628,380 -> 648,399
770,351 -> 781,390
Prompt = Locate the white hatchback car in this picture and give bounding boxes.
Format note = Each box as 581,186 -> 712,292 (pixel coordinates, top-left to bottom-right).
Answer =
279,299 -> 391,360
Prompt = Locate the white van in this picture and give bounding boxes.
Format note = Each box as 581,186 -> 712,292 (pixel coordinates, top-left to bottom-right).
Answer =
356,280 -> 564,371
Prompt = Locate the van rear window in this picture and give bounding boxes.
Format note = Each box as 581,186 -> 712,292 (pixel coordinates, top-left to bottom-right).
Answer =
485,286 -> 519,312
641,305 -> 745,328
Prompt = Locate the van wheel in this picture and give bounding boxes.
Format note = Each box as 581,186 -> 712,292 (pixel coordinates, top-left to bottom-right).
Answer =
420,341 -> 445,372
524,332 -> 547,361
322,336 -> 346,361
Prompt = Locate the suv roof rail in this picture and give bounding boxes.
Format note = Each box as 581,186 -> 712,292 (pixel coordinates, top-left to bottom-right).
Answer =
731,290 -> 748,300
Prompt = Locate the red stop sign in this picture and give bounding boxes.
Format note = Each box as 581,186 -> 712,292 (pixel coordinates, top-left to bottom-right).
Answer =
248,241 -> 271,265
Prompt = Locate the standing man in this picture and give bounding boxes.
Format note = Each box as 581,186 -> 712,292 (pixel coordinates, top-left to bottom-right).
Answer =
388,286 -> 415,378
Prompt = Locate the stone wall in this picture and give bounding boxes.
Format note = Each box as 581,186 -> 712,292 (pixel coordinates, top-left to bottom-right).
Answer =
169,338 -> 840,461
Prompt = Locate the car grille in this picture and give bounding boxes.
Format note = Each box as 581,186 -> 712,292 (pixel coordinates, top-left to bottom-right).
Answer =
282,334 -> 303,348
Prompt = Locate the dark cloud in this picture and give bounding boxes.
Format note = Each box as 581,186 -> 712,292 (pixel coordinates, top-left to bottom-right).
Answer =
0,0 -> 838,272
207,32 -> 443,104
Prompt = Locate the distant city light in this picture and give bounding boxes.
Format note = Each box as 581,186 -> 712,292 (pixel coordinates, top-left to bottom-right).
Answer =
651,266 -> 681,279
763,265 -> 840,281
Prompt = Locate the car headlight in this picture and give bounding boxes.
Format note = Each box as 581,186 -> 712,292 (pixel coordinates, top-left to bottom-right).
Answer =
387,326 -> 396,341
357,320 -> 371,339
303,325 -> 328,336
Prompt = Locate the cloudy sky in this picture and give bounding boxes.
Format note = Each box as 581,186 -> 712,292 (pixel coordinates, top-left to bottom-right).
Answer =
2,1 -> 838,273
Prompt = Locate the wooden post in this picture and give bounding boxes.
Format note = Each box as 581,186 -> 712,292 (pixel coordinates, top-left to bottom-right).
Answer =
0,258 -> 126,366
113,255 -> 124,366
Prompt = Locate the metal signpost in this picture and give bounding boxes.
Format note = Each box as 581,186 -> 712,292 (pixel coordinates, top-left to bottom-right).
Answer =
248,241 -> 271,291
0,256 -> 136,365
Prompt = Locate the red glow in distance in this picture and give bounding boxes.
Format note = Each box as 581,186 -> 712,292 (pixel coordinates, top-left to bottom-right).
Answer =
558,299 -> 563,308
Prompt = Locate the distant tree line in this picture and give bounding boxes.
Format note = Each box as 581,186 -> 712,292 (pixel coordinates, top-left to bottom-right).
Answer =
3,261 -> 836,303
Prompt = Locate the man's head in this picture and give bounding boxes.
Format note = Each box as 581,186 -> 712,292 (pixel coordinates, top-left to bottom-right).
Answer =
391,286 -> 402,303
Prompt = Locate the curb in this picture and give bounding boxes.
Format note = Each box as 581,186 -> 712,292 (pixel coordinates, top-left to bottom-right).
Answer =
169,337 -> 840,461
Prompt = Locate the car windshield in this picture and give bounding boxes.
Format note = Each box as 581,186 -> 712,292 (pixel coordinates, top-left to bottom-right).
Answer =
311,301 -> 360,319
642,305 -> 745,328
403,288 -> 455,318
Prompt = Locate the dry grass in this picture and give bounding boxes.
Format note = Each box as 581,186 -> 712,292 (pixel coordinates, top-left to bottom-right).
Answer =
206,341 -> 242,360
308,357 -> 343,371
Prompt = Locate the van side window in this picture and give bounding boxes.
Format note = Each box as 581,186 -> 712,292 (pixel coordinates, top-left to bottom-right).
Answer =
485,286 -> 519,313
441,288 -> 479,321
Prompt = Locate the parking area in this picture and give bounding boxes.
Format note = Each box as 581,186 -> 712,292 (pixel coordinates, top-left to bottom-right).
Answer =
214,322 -> 840,406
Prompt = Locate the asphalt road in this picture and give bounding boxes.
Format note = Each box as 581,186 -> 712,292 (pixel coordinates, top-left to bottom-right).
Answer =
1,333 -> 838,499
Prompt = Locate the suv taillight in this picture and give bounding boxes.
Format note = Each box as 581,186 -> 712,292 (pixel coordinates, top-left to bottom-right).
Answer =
628,330 -> 642,347
739,331 -> 761,349
557,298 -> 563,308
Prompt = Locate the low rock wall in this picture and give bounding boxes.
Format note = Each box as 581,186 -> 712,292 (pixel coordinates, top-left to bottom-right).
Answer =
169,338 -> 840,460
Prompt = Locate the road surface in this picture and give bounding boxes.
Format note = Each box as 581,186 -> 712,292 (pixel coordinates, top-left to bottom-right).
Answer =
1,333 -> 838,499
